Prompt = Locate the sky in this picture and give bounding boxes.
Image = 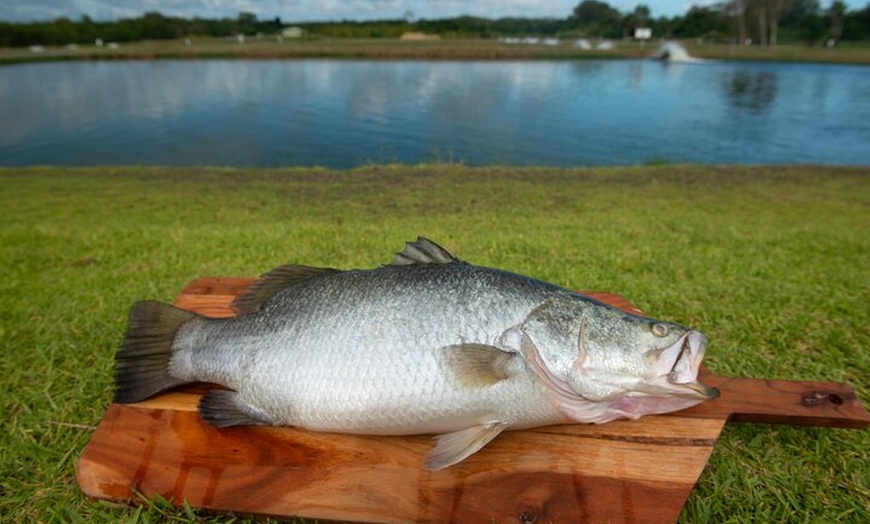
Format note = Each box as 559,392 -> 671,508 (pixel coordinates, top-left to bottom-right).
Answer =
0,0 -> 862,23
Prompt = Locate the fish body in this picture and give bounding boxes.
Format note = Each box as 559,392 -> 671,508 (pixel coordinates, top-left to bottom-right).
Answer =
115,238 -> 717,469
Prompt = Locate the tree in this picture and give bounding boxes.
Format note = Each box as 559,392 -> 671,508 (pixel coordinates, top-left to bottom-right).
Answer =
236,11 -> 257,34
842,3 -> 870,40
624,4 -> 652,35
744,0 -> 794,45
723,0 -> 749,43
673,5 -> 729,39
827,0 -> 847,41
780,0 -> 825,44
570,0 -> 622,36
783,0 -> 820,21
626,4 -> 651,26
140,11 -> 180,40
749,0 -> 769,44
767,0 -> 793,45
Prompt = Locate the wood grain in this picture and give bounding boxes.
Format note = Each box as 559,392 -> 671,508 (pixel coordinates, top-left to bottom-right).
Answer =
76,277 -> 869,523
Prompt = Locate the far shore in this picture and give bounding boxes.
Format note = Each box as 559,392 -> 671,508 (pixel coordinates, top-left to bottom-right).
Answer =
3,37 -> 870,65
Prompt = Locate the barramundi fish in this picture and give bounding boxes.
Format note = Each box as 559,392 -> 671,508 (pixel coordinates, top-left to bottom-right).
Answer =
115,237 -> 718,470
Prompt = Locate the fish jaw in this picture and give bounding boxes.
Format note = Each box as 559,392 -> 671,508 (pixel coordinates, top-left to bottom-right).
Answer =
609,331 -> 720,420
638,330 -> 719,401
601,393 -> 711,422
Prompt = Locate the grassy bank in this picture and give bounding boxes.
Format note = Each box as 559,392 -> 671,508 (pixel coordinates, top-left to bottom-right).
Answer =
1,164 -> 867,522
3,37 -> 870,64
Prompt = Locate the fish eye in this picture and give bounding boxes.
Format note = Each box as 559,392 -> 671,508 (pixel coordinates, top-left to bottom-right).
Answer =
651,323 -> 669,337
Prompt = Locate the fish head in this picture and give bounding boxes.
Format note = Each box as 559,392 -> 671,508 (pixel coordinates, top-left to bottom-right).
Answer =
517,294 -> 718,409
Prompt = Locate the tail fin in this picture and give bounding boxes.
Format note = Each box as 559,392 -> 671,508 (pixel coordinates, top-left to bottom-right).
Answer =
114,300 -> 197,403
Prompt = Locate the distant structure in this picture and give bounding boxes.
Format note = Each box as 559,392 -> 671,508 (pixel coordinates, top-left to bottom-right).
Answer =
634,27 -> 652,50
501,37 -> 563,46
282,27 -> 304,39
399,32 -> 439,41
570,39 -> 612,51
652,41 -> 701,63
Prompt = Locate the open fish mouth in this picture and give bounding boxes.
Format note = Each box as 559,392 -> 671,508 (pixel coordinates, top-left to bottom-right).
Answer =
663,331 -> 719,399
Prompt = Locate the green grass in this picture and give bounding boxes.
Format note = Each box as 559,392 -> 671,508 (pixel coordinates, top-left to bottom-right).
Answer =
3,37 -> 870,64
1,164 -> 867,522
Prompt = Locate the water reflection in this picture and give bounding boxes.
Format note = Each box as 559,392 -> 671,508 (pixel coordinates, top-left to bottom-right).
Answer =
0,60 -> 867,167
722,70 -> 778,114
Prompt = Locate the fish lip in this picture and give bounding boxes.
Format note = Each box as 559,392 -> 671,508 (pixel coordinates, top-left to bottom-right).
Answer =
657,332 -> 693,379
680,380 -> 720,399
666,337 -> 690,377
665,331 -> 718,398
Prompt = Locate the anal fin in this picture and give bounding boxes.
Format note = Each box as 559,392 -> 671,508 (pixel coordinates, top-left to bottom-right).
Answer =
198,390 -> 274,428
425,422 -> 509,470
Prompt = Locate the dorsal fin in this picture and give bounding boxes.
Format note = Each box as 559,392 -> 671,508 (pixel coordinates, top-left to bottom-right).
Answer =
391,237 -> 461,266
231,265 -> 338,315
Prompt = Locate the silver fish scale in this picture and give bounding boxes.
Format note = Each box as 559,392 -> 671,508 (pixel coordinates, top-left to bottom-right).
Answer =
172,263 -> 569,435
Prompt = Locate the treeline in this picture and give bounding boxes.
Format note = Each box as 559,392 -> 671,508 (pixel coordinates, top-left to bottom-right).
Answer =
562,0 -> 870,44
1,1 -> 869,48
0,11 -> 280,47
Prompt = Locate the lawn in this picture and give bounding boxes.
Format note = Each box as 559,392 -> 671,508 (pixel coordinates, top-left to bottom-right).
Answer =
1,164 -> 867,522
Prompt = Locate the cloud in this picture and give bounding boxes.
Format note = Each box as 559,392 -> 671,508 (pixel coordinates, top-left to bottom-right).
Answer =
0,0 -> 746,22
2,0 -> 77,21
295,0 -> 406,19
1,0 -> 297,21
1,0 -> 570,22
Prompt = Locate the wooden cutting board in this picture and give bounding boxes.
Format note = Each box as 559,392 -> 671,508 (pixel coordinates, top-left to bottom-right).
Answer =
76,277 -> 869,523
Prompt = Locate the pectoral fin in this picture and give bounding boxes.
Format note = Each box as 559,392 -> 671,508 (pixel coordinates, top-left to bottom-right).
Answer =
425,422 -> 509,470
443,343 -> 517,389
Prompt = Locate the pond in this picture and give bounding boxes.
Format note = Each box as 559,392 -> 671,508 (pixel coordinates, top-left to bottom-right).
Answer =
1,59 -> 868,167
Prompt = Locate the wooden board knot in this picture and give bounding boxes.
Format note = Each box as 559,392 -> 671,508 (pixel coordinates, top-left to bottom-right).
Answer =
801,390 -> 845,407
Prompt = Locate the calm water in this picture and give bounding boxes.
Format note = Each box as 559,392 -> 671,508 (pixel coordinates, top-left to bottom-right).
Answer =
1,59 -> 868,167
